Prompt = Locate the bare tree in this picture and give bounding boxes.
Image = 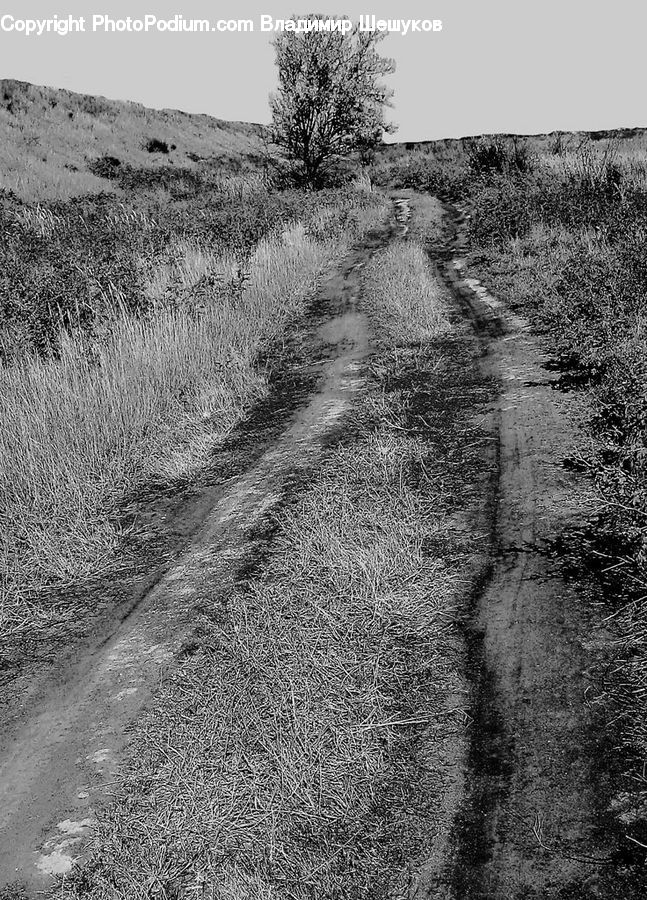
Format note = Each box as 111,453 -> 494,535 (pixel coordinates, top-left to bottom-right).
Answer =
269,17 -> 396,187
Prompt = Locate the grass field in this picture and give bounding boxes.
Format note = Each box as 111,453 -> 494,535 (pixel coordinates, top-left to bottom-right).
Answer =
4,76 -> 647,895
0,80 -> 263,200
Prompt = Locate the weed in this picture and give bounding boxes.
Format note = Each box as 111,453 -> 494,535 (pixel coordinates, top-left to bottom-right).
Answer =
467,135 -> 535,178
362,240 -> 449,342
88,155 -> 122,179
53,205 -> 485,899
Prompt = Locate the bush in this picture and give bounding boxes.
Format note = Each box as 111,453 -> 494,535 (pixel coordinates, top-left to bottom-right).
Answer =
467,136 -> 535,178
0,179 -> 386,600
88,155 -> 121,179
0,181 -> 378,363
144,138 -> 170,154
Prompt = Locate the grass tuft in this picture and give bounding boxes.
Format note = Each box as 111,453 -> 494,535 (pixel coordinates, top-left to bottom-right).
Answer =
362,239 -> 449,342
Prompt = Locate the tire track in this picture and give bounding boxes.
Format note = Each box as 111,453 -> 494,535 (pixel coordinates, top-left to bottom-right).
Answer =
433,201 -> 614,899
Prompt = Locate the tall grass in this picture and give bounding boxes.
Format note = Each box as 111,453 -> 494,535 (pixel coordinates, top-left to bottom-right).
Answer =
0,201 -> 386,603
0,180 -> 381,362
362,240 -> 449,341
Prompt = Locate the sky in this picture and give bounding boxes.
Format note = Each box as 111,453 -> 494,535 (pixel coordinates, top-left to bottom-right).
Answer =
0,0 -> 645,142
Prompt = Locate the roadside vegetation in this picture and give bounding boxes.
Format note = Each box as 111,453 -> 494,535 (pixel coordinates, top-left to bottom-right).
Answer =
0,25 -> 399,677
54,203 -> 496,900
6,66 -> 647,894
374,128 -> 647,853
0,114 -> 387,678
465,140 -> 647,836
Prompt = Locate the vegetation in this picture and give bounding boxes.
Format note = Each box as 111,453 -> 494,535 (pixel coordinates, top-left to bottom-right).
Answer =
0,176 -> 371,363
0,79 -> 263,200
270,18 -> 395,186
144,138 -> 170,154
463,143 -> 647,822
0,86 -> 387,676
6,74 -> 647,895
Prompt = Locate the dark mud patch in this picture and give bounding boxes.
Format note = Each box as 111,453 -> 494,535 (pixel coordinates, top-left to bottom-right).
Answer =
450,623 -> 516,900
430,354 -> 509,900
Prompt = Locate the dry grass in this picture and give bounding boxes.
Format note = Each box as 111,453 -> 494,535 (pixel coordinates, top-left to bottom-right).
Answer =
60,430 -> 463,899
0,79 -> 262,201
0,201 -> 386,618
362,239 -> 449,342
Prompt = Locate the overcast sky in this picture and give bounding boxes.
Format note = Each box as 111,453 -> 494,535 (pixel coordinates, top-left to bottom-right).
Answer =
0,0 -> 645,142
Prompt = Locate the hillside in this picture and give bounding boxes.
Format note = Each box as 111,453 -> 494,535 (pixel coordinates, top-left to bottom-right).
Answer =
385,125 -> 647,153
0,79 -> 265,200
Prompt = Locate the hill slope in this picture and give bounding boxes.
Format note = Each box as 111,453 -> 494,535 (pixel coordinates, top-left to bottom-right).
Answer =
0,79 -> 264,199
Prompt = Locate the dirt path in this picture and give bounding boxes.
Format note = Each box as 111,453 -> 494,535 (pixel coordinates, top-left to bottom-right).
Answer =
2,193 -> 628,899
0,213 -> 400,895
432,205 -> 615,898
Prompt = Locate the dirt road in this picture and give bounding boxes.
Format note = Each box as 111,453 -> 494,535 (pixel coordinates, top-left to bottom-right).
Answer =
0,212 -> 400,894
0,193 -> 632,898
430,204 -> 621,899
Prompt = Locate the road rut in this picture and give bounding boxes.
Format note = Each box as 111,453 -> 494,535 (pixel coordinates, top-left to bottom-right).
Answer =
435,205 -> 615,899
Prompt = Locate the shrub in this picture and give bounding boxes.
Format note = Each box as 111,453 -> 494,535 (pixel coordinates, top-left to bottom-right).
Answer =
0,187 -> 386,598
467,136 -> 535,178
88,155 -> 122,179
144,138 -> 169,154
